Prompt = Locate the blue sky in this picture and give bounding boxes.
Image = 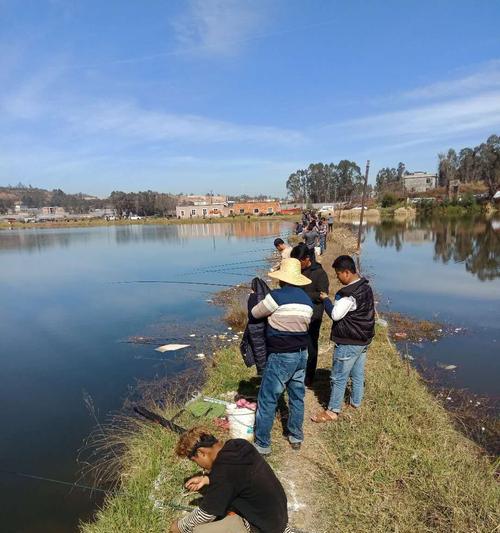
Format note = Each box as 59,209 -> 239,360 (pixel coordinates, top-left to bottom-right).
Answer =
1,0 -> 499,197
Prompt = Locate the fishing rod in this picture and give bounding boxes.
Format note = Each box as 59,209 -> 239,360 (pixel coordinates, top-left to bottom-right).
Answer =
114,280 -> 249,289
183,258 -> 272,272
134,406 -> 186,434
185,264 -> 271,275
0,468 -> 193,511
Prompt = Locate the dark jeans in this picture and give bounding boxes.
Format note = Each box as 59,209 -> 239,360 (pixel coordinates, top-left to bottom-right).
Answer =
255,349 -> 308,452
306,319 -> 322,384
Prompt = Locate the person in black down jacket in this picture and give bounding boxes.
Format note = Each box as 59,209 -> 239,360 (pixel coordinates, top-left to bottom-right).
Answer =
240,277 -> 271,374
291,243 -> 329,386
311,255 -> 375,423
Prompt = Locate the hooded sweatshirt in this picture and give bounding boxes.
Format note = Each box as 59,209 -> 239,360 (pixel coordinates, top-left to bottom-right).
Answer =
301,260 -> 329,321
200,439 -> 289,533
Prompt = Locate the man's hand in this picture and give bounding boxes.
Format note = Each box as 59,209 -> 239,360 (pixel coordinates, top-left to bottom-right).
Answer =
169,520 -> 181,533
185,475 -> 209,492
319,291 -> 329,301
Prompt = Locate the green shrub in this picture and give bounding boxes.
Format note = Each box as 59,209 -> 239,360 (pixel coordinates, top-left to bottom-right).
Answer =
380,192 -> 398,208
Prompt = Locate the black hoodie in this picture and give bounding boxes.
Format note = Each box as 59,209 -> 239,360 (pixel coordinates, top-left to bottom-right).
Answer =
200,439 -> 288,533
301,260 -> 329,321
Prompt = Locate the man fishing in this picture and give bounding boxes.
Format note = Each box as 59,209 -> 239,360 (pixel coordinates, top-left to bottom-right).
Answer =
290,243 -> 329,386
251,258 -> 313,455
312,255 -> 375,423
169,427 -> 292,533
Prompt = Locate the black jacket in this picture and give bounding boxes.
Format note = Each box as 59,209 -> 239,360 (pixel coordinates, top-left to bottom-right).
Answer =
331,277 -> 375,345
200,439 -> 288,533
240,278 -> 270,372
301,261 -> 329,321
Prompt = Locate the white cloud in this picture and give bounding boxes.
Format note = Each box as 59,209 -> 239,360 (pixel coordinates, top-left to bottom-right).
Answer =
172,0 -> 262,56
401,60 -> 500,102
325,91 -> 500,146
64,99 -> 305,145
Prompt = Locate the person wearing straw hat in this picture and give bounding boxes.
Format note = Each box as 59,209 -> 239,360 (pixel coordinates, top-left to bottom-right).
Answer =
250,258 -> 313,455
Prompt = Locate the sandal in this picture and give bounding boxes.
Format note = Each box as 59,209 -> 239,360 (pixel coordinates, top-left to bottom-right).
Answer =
311,410 -> 338,423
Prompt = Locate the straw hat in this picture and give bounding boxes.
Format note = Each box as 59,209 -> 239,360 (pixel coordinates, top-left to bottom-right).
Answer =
268,258 -> 311,286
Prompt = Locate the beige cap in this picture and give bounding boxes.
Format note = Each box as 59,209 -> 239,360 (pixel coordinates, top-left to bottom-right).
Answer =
268,258 -> 312,286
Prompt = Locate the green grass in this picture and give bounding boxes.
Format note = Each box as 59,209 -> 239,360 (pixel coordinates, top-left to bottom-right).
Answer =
80,331 -> 499,533
315,327 -> 500,533
80,348 -> 255,533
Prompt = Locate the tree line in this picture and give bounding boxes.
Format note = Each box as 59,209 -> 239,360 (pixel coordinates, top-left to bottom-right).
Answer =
374,133 -> 500,198
437,134 -> 500,197
109,190 -> 178,217
286,161 -> 370,204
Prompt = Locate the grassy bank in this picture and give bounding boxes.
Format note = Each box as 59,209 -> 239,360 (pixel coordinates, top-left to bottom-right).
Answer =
80,230 -> 499,533
81,334 -> 499,533
0,214 -> 297,231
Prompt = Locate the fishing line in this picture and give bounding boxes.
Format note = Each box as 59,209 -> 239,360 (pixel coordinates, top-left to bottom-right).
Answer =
0,468 -> 107,494
0,469 -> 192,511
114,280 -> 245,288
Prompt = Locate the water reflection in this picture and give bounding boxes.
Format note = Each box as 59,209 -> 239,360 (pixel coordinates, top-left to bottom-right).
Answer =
0,221 -> 287,253
370,217 -> 500,281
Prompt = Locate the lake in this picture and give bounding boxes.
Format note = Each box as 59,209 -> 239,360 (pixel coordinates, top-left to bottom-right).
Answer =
1,216 -> 498,532
0,221 -> 288,533
359,215 -> 500,397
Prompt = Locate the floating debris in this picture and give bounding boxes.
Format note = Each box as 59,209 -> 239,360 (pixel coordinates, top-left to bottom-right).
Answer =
189,334 -> 196,337
394,332 -> 408,340
155,344 -> 190,353
195,353 -> 206,360
437,363 -> 457,370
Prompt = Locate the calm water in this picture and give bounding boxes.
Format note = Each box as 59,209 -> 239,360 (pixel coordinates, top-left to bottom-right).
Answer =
0,221 -> 289,533
360,216 -> 500,397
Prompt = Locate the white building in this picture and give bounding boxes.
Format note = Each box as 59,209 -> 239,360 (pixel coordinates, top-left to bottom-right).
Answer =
403,172 -> 437,193
176,203 -> 226,219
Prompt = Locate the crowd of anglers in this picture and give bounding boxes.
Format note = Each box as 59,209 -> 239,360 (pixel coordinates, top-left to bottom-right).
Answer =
169,213 -> 375,533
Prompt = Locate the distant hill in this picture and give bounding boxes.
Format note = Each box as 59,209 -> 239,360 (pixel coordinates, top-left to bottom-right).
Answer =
0,185 -> 105,213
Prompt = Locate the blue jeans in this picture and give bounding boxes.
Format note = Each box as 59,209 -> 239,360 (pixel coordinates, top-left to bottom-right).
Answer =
255,349 -> 307,451
319,234 -> 326,253
328,344 -> 368,413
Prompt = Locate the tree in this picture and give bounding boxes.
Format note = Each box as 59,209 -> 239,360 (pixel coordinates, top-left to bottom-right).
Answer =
438,148 -> 459,188
476,135 -> 500,197
285,160 -> 363,203
286,171 -> 304,202
458,148 -> 476,183
397,162 -> 406,181
375,167 -> 398,192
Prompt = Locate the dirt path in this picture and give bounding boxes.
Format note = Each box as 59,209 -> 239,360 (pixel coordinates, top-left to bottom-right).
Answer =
270,228 -> 358,533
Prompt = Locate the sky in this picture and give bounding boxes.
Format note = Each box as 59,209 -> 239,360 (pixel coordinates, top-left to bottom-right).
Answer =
1,0 -> 500,197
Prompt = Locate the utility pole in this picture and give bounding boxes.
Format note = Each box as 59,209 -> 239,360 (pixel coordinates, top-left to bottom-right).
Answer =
357,160 -> 370,252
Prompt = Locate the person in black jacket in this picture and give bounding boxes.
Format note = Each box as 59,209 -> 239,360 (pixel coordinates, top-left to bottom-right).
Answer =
240,278 -> 271,374
291,243 -> 329,386
311,255 -> 375,423
169,427 -> 292,533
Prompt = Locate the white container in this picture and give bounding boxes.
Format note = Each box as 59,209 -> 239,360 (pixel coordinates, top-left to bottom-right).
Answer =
225,403 -> 255,442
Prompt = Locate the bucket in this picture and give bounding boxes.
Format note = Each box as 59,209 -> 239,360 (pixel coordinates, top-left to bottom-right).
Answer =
225,403 -> 255,441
